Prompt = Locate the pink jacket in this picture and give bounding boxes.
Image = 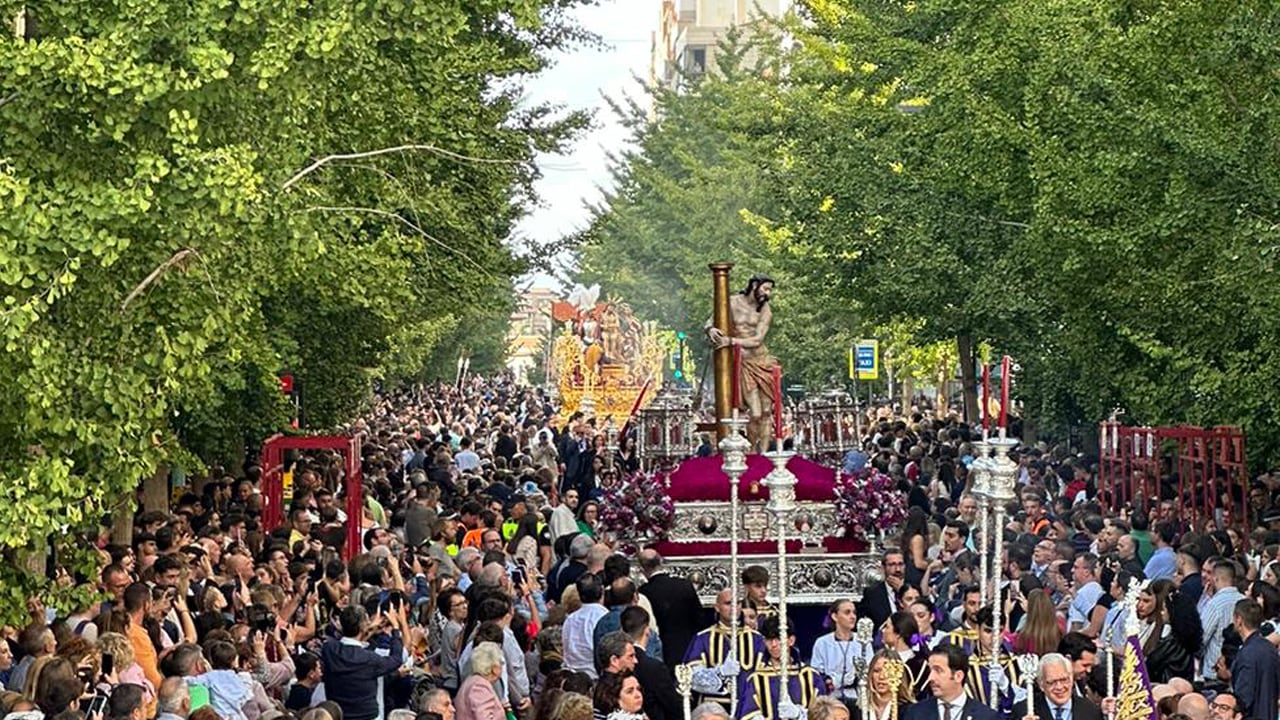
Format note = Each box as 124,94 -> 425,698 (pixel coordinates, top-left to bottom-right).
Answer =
455,674 -> 505,720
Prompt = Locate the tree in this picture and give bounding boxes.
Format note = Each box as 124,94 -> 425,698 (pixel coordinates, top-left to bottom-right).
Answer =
0,0 -> 590,623
577,30 -> 866,390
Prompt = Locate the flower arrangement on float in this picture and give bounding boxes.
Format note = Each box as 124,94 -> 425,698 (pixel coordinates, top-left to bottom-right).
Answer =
597,469 -> 676,553
833,467 -> 908,541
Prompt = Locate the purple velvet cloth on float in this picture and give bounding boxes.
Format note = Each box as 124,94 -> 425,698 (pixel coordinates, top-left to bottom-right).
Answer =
655,454 -> 867,556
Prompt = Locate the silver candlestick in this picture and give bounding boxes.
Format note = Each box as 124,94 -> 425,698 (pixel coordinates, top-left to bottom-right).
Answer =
856,618 -> 874,720
1017,654 -> 1039,719
764,450 -> 800,717
984,435 -> 1019,709
969,438 -> 994,607
604,418 -> 618,471
719,410 -> 751,716
675,663 -> 694,720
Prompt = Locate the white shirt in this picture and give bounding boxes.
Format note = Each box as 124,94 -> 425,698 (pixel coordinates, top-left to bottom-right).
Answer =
937,696 -> 967,720
810,633 -> 870,699
1068,580 -> 1103,630
455,450 -> 481,472
549,504 -> 578,541
562,604 -> 609,679
1047,699 -> 1074,720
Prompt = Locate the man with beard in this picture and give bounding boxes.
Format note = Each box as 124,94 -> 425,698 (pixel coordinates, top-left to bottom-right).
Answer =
943,585 -> 983,654
858,550 -> 908,630
706,274 -> 780,451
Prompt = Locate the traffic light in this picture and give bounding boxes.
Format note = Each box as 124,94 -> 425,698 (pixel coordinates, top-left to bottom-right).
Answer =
676,330 -> 687,340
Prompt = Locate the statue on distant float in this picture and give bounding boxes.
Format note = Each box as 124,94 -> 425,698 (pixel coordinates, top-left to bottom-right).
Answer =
549,284 -> 662,419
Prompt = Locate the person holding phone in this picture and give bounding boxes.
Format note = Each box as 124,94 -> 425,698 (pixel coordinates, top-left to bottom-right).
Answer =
321,603 -> 412,720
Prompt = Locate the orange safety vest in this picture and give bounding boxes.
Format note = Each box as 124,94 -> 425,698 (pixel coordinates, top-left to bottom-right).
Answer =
461,527 -> 486,549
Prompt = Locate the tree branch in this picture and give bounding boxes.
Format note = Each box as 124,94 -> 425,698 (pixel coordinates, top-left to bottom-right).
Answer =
299,206 -> 492,276
282,144 -> 520,191
0,92 -> 18,109
120,249 -> 197,311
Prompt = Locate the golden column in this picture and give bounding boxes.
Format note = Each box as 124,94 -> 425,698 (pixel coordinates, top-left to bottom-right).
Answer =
709,262 -> 734,441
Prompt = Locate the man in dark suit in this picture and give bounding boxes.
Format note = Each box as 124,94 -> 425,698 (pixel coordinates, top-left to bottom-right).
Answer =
1230,598 -> 1280,720
623,606 -> 682,720
637,549 -> 704,670
1020,653 -> 1104,720
903,644 -> 1001,720
858,550 -> 907,631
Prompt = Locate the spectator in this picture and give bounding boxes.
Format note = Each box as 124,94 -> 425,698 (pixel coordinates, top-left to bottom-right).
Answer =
561,574 -> 608,679
1209,692 -> 1242,720
621,606 -> 679,720
156,677 -> 192,720
9,623 -> 55,695
1203,562 -> 1245,690
1146,523 -> 1179,581
1230,599 -> 1280,720
33,657 -> 81,718
593,631 -> 637,679
1067,553 -> 1104,635
108,684 -> 146,720
418,688 -> 455,720
810,696 -> 851,720
591,671 -> 645,720
455,642 -> 504,720
285,652 -> 323,712
592,578 -> 638,646
122,583 -> 163,691
435,589 -> 468,693
321,605 -> 411,720
1178,694 -> 1210,720
636,549 -> 702,671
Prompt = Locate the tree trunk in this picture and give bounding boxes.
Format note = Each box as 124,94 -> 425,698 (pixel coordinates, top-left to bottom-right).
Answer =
111,500 -> 135,545
902,377 -> 915,413
957,334 -> 978,425
142,464 -> 170,513
936,363 -> 949,419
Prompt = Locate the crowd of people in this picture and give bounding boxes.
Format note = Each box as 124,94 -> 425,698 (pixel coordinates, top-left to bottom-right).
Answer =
4,377 -> 1280,720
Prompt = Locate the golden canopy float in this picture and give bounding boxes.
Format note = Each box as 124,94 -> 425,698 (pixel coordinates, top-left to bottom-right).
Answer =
548,285 -> 666,420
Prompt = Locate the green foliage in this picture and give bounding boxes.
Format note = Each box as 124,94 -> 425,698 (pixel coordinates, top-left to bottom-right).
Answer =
0,0 -> 590,624
575,0 -> 1280,464
576,30 -> 864,389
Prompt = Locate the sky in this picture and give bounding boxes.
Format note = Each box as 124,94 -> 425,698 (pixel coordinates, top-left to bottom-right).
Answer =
511,1 -> 659,290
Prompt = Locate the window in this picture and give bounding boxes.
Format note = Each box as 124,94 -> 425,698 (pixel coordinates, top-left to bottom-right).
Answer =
686,47 -> 707,76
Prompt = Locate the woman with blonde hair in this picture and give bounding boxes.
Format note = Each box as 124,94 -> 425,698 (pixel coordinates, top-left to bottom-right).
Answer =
809,696 -> 851,720
20,656 -> 54,701
860,650 -> 916,720
552,692 -> 593,720
97,632 -> 155,704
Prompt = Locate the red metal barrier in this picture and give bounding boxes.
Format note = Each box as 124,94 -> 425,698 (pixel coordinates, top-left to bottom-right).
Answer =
260,434 -> 364,560
1098,422 -> 1250,542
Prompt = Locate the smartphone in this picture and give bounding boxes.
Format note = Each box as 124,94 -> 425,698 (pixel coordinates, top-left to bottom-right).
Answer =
101,653 -> 114,679
85,694 -> 108,718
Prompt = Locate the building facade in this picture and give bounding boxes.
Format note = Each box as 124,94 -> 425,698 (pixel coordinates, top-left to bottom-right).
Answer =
505,283 -> 559,386
650,0 -> 789,90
